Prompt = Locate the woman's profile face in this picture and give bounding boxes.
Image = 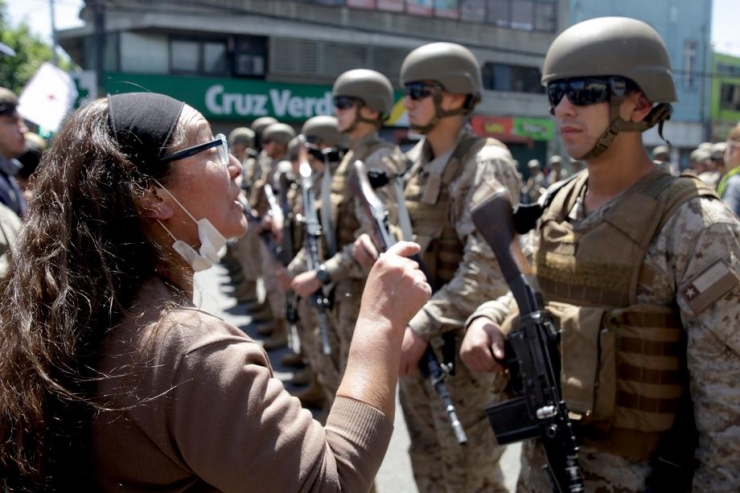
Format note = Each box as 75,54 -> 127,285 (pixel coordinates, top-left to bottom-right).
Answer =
160,108 -> 248,246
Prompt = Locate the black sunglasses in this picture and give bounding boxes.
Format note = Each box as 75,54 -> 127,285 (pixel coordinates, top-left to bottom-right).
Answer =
333,96 -> 362,110
160,133 -> 229,166
403,82 -> 443,101
547,77 -> 632,108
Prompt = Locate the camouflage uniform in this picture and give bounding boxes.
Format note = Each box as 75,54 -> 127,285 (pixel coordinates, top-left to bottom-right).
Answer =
471,168 -> 740,492
288,154 -> 342,403
326,134 -> 405,370
400,127 -> 521,493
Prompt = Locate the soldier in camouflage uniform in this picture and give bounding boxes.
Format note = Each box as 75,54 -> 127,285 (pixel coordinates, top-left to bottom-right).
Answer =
251,122 -> 296,350
290,69 -> 406,381
282,116 -> 346,408
351,42 -> 521,493
223,127 -> 256,299
462,17 -> 740,493
232,117 -> 277,321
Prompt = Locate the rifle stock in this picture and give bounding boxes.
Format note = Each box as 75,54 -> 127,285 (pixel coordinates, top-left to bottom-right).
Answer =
470,189 -> 584,493
351,160 -> 468,445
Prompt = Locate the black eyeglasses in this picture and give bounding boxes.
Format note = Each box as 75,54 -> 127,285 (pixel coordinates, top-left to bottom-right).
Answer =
333,96 -> 361,110
547,77 -> 632,108
403,82 -> 443,101
160,133 -> 229,166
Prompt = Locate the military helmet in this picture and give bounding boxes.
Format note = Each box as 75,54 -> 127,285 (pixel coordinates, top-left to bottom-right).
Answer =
527,159 -> 541,169
542,17 -> 677,103
711,142 -> 727,160
549,155 -> 563,165
301,116 -> 342,147
651,145 -> 670,159
690,148 -> 710,163
262,123 -> 296,145
228,127 -> 255,148
287,136 -> 302,160
332,69 -> 394,115
251,116 -> 279,138
400,42 -> 482,99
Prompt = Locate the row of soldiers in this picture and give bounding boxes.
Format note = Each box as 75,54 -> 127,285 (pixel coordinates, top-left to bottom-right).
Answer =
223,41 -> 521,492
222,16 -> 740,493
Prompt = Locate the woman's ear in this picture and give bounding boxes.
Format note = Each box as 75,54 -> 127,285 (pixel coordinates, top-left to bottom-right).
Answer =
139,187 -> 174,220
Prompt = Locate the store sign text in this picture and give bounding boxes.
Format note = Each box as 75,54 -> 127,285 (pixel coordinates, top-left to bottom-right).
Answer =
205,85 -> 333,119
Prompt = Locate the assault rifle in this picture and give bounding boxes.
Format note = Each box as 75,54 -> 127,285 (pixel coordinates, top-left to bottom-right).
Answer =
470,188 -> 584,493
278,171 -> 295,267
351,160 -> 468,445
298,141 -> 332,355
277,171 -> 299,326
241,199 -> 281,261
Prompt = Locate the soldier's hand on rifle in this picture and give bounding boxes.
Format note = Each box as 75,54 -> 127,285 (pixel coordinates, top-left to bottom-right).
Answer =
399,326 -> 429,377
460,316 -> 507,373
291,270 -> 322,298
353,233 -> 379,269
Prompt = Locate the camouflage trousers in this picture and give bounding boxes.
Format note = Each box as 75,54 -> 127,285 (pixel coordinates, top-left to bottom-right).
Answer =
516,440 -> 651,493
296,294 -> 341,402
399,330 -> 510,493
332,278 -> 366,372
259,242 -> 285,324
234,225 -> 263,282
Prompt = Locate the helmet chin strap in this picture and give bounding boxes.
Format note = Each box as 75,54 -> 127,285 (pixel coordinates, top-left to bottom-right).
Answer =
575,100 -> 673,161
410,92 -> 471,134
343,103 -> 386,134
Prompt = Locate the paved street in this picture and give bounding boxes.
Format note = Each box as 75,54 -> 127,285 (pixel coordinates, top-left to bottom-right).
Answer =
194,263 -> 520,492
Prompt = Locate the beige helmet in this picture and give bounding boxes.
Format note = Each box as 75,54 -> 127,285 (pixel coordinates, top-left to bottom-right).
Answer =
690,148 -> 710,163
301,115 -> 343,147
400,42 -> 482,102
228,127 -> 255,148
651,145 -> 670,159
543,17 -> 676,160
262,123 -> 296,145
711,142 -> 727,161
332,69 -> 394,116
251,116 -> 279,139
400,42 -> 481,133
287,136 -> 302,161
527,159 -> 541,169
549,155 -> 563,166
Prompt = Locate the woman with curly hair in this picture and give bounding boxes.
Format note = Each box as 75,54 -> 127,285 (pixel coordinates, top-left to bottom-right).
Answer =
0,92 -> 429,491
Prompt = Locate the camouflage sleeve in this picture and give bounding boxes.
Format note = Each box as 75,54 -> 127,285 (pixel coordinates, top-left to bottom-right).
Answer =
324,147 -> 403,282
464,293 -> 516,329
287,246 -> 309,278
408,144 -> 520,339
658,197 -> 740,490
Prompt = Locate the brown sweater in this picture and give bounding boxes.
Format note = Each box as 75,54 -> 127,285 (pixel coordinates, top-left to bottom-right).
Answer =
91,278 -> 392,492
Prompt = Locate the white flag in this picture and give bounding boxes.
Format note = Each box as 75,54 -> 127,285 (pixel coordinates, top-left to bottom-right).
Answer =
18,63 -> 79,132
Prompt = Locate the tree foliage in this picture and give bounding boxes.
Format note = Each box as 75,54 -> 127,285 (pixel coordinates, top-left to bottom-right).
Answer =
0,0 -> 72,94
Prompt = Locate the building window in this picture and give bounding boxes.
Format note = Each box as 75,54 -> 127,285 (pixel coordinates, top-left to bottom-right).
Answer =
170,38 -> 228,76
482,62 -> 544,94
720,83 -> 740,112
233,36 -> 267,78
683,40 -> 697,90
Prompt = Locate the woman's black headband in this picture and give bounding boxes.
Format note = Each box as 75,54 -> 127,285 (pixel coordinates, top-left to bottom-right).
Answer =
107,92 -> 185,172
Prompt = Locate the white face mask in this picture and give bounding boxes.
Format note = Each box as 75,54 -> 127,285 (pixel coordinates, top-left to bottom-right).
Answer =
153,180 -> 228,272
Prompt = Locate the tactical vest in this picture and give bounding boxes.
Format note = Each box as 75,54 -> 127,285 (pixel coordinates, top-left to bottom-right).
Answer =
330,140 -> 393,251
535,170 -> 717,460
405,134 -> 504,288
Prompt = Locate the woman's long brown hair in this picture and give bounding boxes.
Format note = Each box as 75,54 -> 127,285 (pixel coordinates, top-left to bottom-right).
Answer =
0,98 -> 189,491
